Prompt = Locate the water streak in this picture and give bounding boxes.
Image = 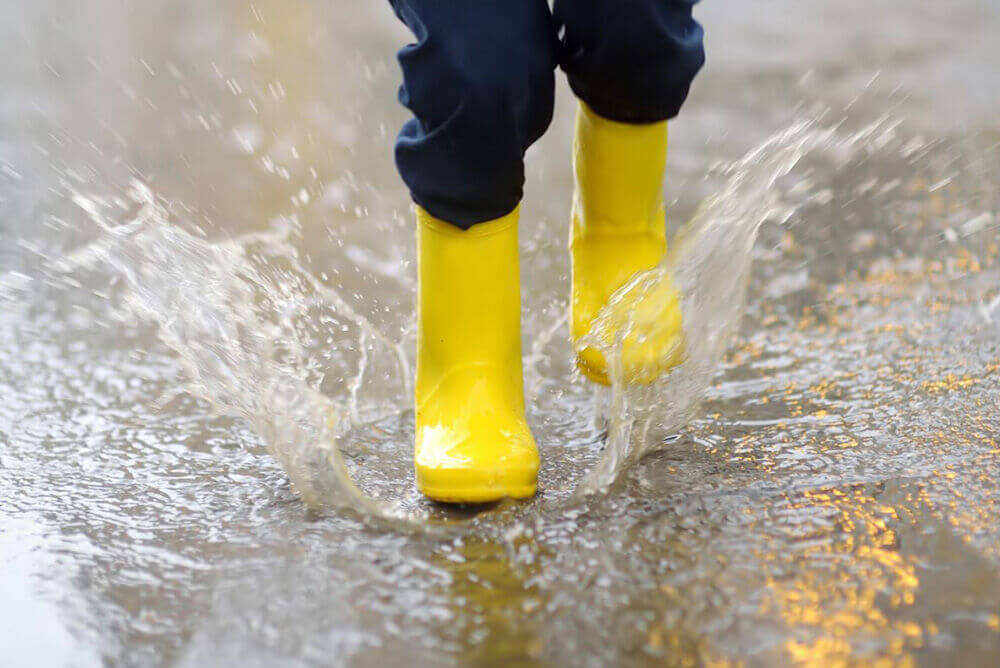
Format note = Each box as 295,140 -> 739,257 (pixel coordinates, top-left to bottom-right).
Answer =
578,117 -> 900,494
4,115 -> 904,516
23,183 -> 413,518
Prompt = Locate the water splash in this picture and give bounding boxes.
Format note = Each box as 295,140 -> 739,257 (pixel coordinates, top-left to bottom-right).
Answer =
577,117 -> 900,494
3,115 -> 906,515
36,182 -> 414,519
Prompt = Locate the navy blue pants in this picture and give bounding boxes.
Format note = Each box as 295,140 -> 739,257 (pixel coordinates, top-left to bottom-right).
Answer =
390,0 -> 705,229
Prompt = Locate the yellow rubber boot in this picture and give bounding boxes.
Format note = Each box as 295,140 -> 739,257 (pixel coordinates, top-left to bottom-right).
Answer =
570,102 -> 685,385
415,206 -> 539,503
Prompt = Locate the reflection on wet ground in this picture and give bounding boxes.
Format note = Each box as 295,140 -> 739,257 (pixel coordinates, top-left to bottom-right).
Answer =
2,0 -> 1000,665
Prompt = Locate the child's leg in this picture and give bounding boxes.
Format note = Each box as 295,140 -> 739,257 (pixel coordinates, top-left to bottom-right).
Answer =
554,0 -> 705,125
554,0 -> 705,384
391,0 -> 556,228
389,0 -> 557,502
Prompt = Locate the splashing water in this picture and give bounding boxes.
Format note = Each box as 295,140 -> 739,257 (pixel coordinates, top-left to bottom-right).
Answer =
13,183 -> 413,519
577,117 -> 916,494
4,115 -> 909,517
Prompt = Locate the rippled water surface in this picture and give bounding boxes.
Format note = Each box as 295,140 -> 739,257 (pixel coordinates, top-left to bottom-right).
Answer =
3,1 -> 1000,665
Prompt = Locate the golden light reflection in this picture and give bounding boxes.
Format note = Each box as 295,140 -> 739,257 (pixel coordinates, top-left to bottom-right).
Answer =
758,487 -> 923,665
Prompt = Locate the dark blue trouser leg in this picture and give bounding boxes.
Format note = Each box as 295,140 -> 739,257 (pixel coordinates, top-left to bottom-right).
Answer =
553,0 -> 705,124
389,0 -> 705,228
390,0 -> 557,229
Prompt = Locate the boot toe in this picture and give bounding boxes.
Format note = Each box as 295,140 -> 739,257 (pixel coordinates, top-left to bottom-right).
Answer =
415,423 -> 539,503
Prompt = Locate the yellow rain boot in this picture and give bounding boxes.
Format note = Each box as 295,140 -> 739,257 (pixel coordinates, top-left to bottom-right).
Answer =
570,102 -> 685,385
415,206 -> 539,503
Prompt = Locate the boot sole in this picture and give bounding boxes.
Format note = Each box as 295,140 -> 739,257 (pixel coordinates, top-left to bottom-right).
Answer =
419,483 -> 537,505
